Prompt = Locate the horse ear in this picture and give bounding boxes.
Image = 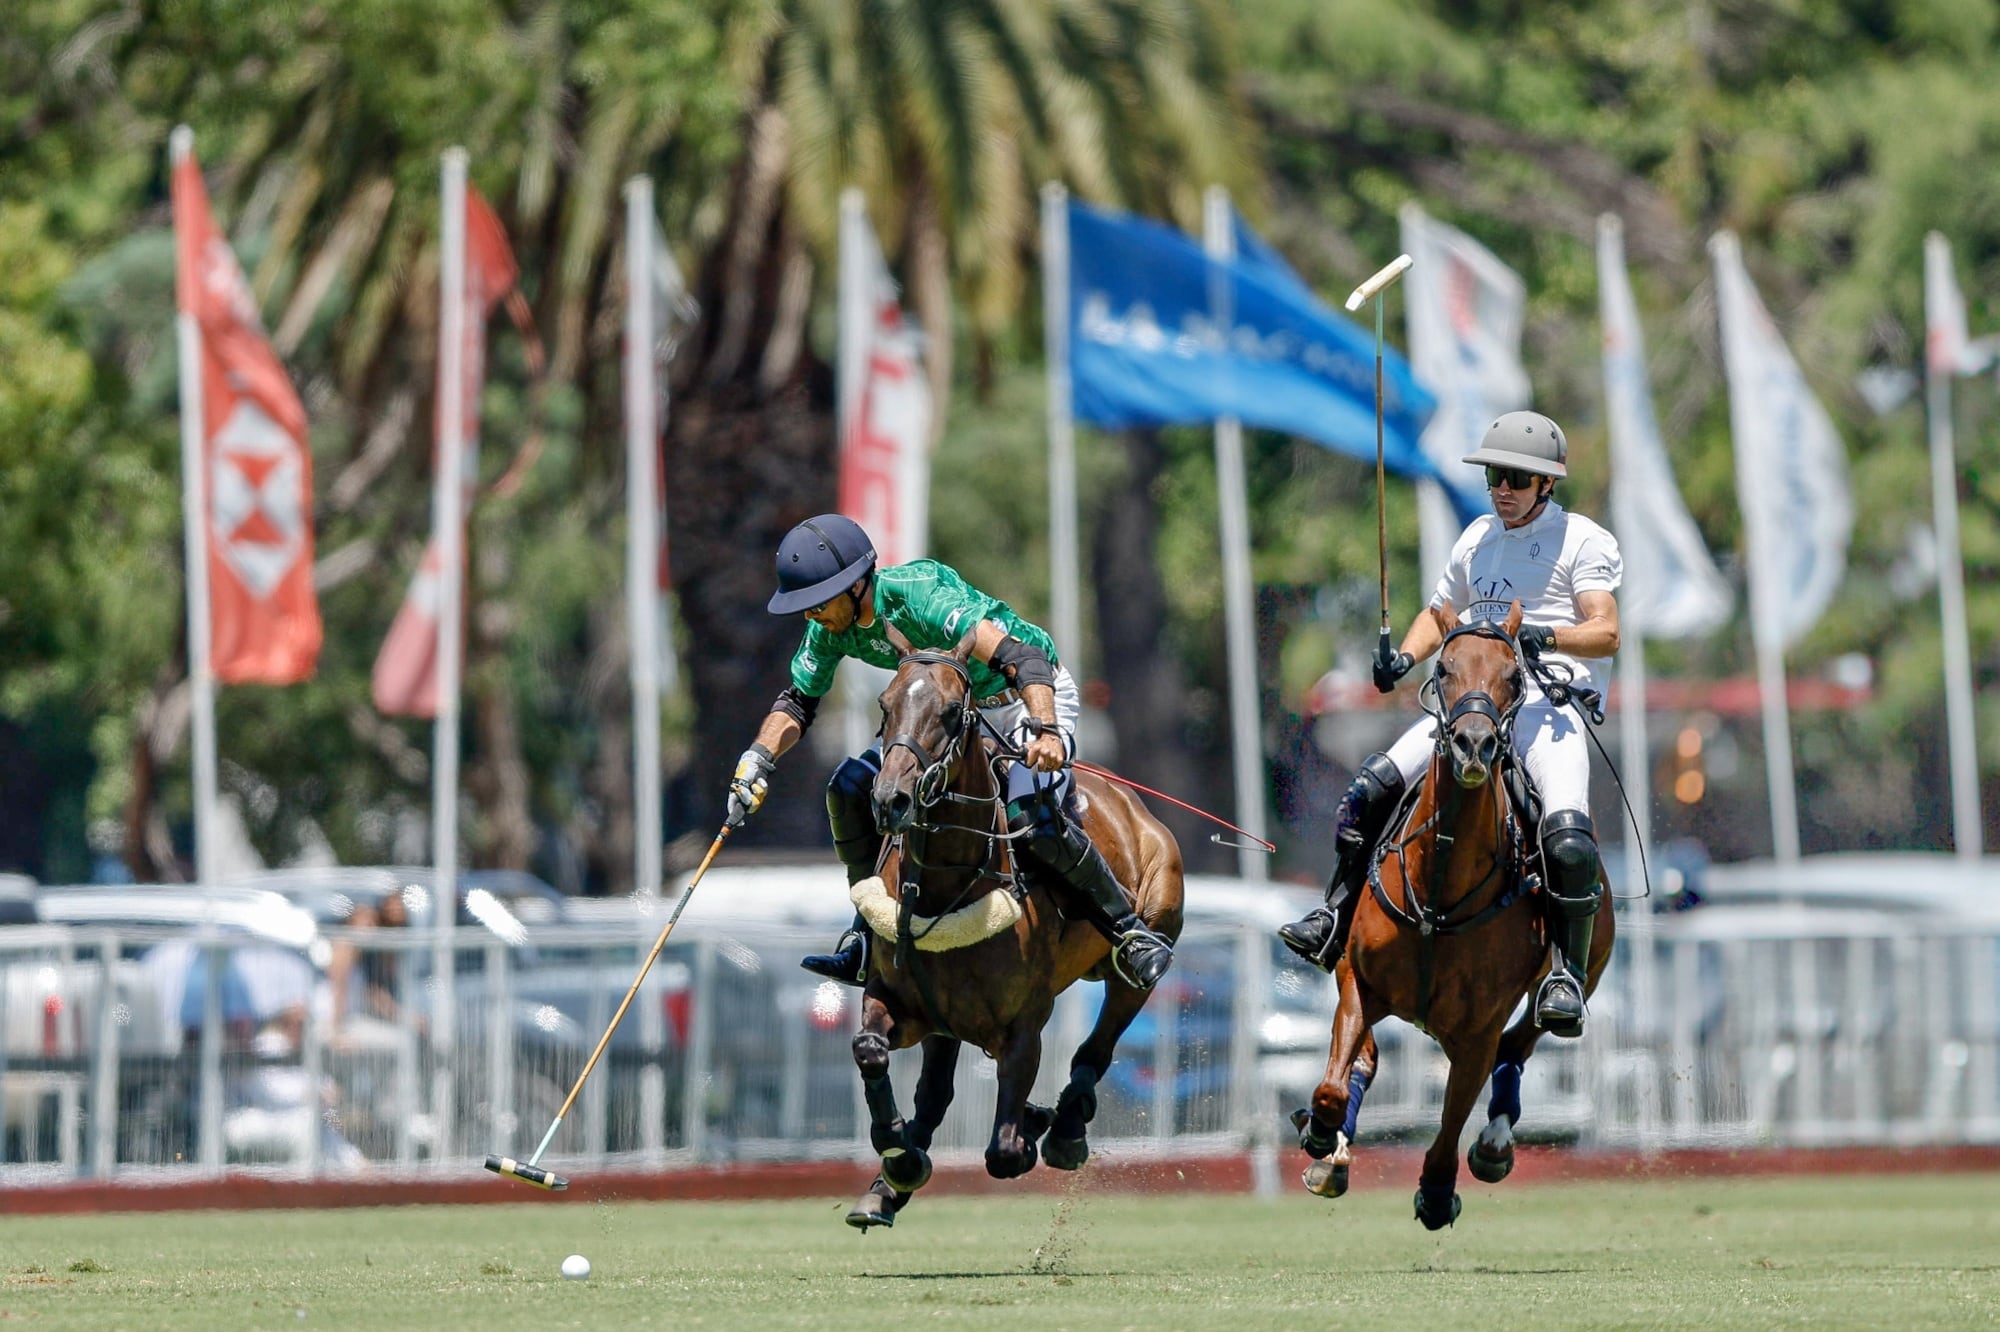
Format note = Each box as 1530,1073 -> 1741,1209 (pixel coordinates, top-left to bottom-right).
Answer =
884,622 -> 916,658
953,627 -> 978,663
1427,600 -> 1457,638
1504,600 -> 1524,638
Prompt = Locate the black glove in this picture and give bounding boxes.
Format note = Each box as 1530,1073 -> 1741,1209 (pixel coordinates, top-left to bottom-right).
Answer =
1519,625 -> 1558,661
1372,650 -> 1415,694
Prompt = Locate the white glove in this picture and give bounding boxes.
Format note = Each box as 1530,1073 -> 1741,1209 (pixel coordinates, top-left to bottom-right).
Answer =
726,744 -> 776,827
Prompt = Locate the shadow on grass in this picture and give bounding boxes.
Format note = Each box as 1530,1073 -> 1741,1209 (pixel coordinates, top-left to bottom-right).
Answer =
853,1271 -> 1125,1281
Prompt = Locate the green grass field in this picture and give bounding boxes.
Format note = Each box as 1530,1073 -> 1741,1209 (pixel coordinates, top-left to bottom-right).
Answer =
4,1173 -> 1997,1329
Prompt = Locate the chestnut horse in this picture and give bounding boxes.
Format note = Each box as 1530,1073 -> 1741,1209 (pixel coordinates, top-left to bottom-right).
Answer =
844,626 -> 1185,1228
1293,602 -> 1614,1228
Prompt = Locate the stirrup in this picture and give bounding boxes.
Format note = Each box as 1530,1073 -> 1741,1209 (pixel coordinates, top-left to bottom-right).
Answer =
1112,926 -> 1172,989
1534,968 -> 1586,1038
801,930 -> 869,989
1277,906 -> 1341,972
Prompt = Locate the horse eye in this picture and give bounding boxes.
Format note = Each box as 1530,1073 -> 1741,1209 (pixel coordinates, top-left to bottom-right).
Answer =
941,703 -> 963,735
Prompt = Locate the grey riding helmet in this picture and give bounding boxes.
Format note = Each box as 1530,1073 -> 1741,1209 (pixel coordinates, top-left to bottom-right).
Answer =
768,514 -> 878,614
1461,410 -> 1568,479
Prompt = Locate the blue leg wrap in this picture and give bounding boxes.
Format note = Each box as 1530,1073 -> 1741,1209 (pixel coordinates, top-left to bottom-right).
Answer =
1488,1059 -> 1523,1128
1342,1067 -> 1369,1140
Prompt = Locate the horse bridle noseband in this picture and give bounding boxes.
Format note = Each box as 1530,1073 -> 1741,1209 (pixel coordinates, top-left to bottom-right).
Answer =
1419,620 -> 1527,754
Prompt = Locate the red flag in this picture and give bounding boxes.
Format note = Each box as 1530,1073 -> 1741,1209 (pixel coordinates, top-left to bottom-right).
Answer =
372,187 -> 521,717
836,199 -> 931,567
172,149 -> 322,683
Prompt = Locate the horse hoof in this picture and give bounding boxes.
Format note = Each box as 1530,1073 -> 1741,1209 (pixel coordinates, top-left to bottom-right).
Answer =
1021,1103 -> 1054,1146
984,1141 -> 1038,1180
846,1179 -> 904,1230
1413,1185 -> 1461,1231
881,1145 -> 932,1193
1467,1119 -> 1515,1184
1300,1132 -> 1350,1197
846,1194 -> 895,1229
1302,1159 -> 1349,1199
1043,1134 -> 1089,1171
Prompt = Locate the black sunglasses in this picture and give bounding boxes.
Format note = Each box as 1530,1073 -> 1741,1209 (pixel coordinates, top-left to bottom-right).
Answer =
1484,466 -> 1543,492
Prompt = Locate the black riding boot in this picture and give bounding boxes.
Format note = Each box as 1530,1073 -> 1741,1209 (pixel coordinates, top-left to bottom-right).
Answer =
802,751 -> 882,988
1278,753 -> 1406,972
1014,794 -> 1173,989
1534,810 -> 1601,1038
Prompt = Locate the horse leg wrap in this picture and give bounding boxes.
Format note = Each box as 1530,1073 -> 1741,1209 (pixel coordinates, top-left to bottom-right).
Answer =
1487,1059 -> 1523,1128
1341,1066 -> 1370,1141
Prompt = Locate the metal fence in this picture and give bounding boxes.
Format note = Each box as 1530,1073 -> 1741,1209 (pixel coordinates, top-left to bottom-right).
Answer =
3,897 -> 1998,1183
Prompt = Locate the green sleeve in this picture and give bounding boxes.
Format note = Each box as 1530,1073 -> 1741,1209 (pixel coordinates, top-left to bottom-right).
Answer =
787,624 -> 843,697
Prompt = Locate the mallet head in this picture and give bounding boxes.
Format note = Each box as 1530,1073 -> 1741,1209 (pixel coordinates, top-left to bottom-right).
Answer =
1344,254 -> 1414,312
485,1154 -> 568,1191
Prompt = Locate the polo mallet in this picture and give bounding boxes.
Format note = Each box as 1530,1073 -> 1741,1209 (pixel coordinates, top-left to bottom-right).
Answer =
484,822 -> 735,1190
1345,254 -> 1413,673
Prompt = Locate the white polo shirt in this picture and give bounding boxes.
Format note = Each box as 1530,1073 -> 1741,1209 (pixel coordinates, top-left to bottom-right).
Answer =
1428,501 -> 1623,697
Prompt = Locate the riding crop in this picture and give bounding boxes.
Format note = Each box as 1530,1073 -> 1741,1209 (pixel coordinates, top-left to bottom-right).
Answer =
484,822 -> 735,1190
1345,254 -> 1413,676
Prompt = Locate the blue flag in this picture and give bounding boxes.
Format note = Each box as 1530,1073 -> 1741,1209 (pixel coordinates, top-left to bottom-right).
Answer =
1068,201 -> 1437,478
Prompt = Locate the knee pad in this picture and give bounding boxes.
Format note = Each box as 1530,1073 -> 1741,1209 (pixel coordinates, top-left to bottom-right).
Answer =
1541,810 -> 1600,909
826,750 -> 882,844
1337,752 -> 1407,847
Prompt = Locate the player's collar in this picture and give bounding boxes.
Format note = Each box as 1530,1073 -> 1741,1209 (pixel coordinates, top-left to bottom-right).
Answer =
1502,497 -> 1564,535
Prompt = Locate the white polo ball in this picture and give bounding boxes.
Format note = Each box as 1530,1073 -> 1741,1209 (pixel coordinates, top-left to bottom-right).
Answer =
560,1253 -> 591,1280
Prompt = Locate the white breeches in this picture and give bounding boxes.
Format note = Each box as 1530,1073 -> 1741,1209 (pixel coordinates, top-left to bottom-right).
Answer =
982,665 -> 1083,807
1381,697 -> 1592,822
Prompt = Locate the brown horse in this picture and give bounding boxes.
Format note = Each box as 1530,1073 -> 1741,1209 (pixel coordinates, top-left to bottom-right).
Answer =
1293,602 -> 1614,1228
844,626 -> 1184,1228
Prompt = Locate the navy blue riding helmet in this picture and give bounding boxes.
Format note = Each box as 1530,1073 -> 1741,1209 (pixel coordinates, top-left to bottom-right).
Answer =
768,514 -> 878,615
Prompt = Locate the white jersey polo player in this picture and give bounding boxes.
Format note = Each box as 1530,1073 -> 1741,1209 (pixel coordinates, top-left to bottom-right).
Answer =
1279,411 -> 1622,1038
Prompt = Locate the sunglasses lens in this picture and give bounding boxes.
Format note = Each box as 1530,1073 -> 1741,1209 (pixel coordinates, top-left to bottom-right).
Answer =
1486,467 -> 1536,491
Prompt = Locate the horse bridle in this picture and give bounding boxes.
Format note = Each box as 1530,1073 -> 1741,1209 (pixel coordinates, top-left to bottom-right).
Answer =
1419,620 -> 1526,754
881,651 -> 977,811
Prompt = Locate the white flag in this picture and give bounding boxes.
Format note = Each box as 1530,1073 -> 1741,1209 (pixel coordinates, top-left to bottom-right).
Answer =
1712,231 -> 1852,649
646,234 -> 697,697
837,189 -> 931,568
1400,203 -> 1529,584
1599,215 -> 1731,639
1925,232 -> 1999,378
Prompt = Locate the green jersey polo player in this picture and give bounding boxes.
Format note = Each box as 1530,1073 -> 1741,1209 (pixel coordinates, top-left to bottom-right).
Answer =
726,514 -> 1173,991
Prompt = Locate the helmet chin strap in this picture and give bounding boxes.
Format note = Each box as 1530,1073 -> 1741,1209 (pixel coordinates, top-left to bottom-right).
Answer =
845,571 -> 874,627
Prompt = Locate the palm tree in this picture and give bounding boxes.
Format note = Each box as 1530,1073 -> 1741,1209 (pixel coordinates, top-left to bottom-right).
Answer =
52,0 -> 1253,877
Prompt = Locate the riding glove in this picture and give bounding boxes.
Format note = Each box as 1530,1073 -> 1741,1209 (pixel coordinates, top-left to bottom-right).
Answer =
1371,650 -> 1415,694
726,743 -> 776,827
1519,625 -> 1558,660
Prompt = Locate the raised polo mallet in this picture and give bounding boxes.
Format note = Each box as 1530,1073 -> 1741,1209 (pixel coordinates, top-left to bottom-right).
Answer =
1345,254 -> 1414,674
485,822 -> 735,1191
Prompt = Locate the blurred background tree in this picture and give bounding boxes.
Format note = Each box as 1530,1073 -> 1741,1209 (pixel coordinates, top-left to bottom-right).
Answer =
1,0 -> 1996,886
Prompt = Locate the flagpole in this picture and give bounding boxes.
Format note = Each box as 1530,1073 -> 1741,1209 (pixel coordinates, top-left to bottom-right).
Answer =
1598,214 -> 1661,1146
1924,232 -> 1983,861
1203,186 -> 1270,881
431,147 -> 468,1158
170,126 -> 220,889
626,176 -> 664,895
1041,183 -> 1083,665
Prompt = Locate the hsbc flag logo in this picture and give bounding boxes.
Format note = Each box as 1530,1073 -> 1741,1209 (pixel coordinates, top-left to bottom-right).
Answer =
210,399 -> 307,598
